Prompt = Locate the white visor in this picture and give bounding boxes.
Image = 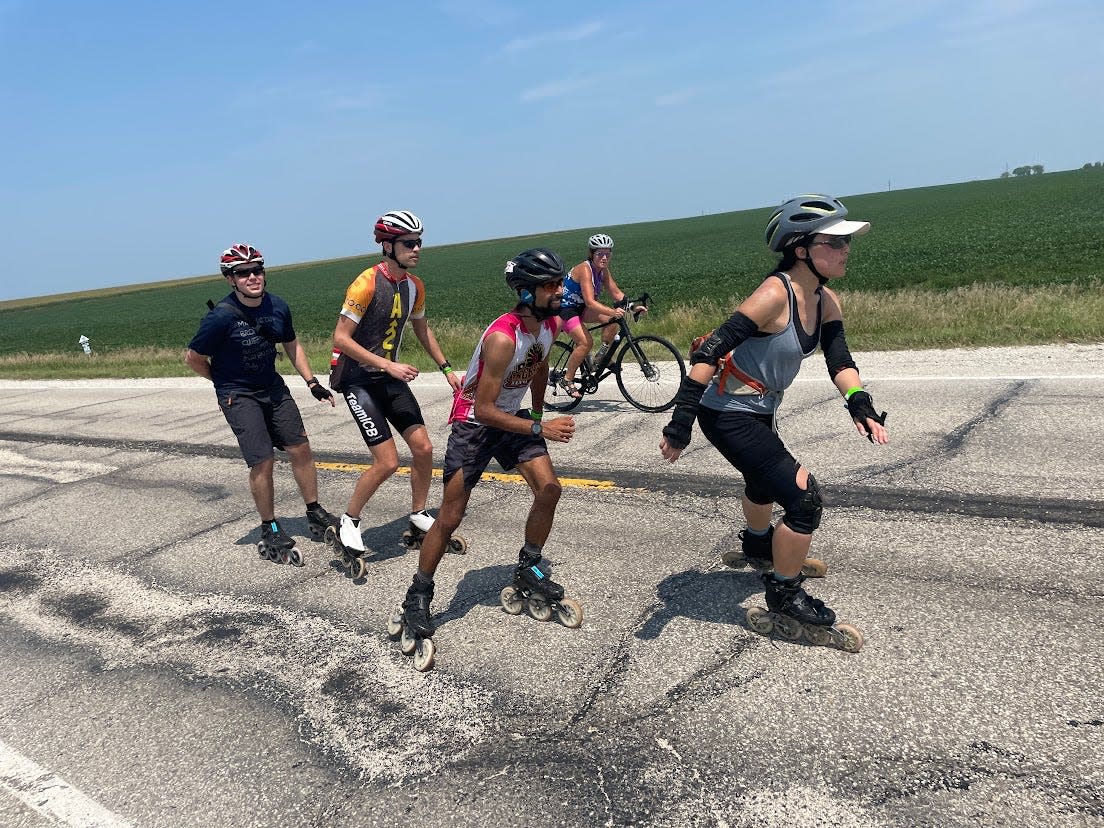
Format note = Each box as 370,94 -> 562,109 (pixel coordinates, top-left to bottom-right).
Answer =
818,219 -> 870,237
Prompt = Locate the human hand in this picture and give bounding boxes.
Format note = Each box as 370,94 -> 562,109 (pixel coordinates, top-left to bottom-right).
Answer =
386,361 -> 419,383
543,415 -> 576,443
659,436 -> 684,463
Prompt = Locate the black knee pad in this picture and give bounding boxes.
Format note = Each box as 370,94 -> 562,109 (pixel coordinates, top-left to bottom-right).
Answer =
782,473 -> 823,534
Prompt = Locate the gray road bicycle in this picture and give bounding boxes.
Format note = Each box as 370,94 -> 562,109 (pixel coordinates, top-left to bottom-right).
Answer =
544,293 -> 686,413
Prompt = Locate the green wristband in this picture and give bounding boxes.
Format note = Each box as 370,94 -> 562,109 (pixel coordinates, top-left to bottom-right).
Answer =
528,409 -> 543,421
845,386 -> 864,400
439,362 -> 453,375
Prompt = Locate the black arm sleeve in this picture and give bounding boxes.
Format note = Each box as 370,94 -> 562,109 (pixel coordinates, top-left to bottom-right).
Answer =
690,311 -> 759,365
820,320 -> 857,378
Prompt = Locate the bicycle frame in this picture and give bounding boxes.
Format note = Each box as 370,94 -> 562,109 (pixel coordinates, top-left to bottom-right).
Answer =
573,295 -> 649,389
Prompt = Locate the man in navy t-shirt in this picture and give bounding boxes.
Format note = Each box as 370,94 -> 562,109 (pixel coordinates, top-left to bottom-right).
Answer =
185,243 -> 339,565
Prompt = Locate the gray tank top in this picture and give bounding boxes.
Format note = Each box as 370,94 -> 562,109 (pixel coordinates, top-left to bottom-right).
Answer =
699,272 -> 821,417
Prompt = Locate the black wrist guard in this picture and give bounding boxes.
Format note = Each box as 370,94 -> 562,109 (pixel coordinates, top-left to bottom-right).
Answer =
308,378 -> 334,402
662,377 -> 708,450
845,391 -> 887,441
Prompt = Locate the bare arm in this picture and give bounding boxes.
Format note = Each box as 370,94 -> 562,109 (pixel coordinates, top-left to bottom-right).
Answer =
412,317 -> 462,390
283,337 -> 336,406
474,332 -> 574,441
183,349 -> 213,382
333,315 -> 418,383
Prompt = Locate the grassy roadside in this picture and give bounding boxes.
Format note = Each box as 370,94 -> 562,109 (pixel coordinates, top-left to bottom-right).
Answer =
2,282 -> 1101,380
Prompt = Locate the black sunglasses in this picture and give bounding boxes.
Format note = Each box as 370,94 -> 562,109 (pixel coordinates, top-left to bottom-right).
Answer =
396,238 -> 423,250
231,265 -> 265,278
810,235 -> 851,250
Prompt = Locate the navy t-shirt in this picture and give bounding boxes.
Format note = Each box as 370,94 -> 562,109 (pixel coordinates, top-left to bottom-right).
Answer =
188,292 -> 297,395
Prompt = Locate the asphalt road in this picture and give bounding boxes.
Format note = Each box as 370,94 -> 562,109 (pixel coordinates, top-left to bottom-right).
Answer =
0,343 -> 1102,828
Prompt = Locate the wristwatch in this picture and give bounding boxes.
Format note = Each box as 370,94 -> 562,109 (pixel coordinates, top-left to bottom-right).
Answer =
530,421 -> 543,436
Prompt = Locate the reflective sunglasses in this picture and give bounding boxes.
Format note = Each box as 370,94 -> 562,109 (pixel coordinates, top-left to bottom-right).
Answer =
397,238 -> 423,250
231,265 -> 265,278
811,235 -> 851,250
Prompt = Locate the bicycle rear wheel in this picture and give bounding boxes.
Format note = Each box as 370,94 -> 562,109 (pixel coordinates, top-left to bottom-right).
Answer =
615,335 -> 686,412
544,340 -> 583,412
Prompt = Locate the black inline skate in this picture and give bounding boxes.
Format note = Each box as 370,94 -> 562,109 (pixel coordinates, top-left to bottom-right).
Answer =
499,552 -> 583,628
400,509 -> 468,554
387,575 -> 436,672
306,503 -> 338,543
257,520 -> 303,567
745,573 -> 862,652
720,525 -> 827,578
323,513 -> 368,579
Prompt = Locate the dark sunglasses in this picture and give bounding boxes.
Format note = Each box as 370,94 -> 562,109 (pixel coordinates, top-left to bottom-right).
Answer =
396,238 -> 423,250
811,235 -> 851,250
231,265 -> 265,278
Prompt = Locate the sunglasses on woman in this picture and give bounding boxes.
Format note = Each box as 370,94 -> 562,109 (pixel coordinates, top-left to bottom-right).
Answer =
811,235 -> 851,250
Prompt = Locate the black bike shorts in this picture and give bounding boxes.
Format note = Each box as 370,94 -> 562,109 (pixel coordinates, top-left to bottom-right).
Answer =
697,407 -> 802,507
342,377 -> 426,448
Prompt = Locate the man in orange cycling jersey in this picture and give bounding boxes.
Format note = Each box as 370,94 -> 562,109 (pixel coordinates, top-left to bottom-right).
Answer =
328,210 -> 462,561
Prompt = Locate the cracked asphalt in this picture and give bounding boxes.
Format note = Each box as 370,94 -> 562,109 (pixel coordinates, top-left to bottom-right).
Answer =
0,343 -> 1102,827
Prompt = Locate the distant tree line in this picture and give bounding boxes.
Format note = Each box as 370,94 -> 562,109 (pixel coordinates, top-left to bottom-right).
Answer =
1082,161 -> 1103,170
1000,165 -> 1044,178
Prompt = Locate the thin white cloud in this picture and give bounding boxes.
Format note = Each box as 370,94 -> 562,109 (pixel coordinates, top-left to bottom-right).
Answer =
519,77 -> 591,102
503,21 -> 603,55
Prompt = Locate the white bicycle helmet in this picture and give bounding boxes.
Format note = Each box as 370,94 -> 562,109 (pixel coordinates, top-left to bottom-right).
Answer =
374,210 -> 424,242
219,243 -> 264,276
587,233 -> 614,250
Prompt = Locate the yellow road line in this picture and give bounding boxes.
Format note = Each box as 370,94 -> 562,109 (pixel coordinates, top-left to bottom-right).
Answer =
315,461 -> 616,490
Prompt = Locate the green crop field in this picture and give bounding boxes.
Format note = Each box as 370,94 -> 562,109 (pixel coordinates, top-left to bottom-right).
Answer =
1,169 -> 1102,379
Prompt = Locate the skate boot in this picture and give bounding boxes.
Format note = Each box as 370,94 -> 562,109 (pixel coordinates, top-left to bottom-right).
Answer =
257,520 -> 303,567
306,503 -> 339,543
329,514 -> 368,579
400,510 -> 468,554
745,573 -> 863,652
499,552 -> 583,628
387,576 -> 436,672
720,525 -> 827,578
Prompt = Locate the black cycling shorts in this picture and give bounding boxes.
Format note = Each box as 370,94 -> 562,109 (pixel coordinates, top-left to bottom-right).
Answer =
342,377 -> 426,448
697,407 -> 803,508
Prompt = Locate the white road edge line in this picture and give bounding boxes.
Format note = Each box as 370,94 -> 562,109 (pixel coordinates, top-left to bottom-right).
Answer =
0,739 -> 134,828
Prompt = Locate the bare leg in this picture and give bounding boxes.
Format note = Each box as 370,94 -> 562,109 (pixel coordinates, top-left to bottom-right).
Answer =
345,439 -> 400,518
402,425 -> 433,513
284,442 -> 319,505
563,324 -> 592,384
741,496 -> 773,532
772,466 -> 814,578
248,458 -> 277,522
417,471 -> 471,577
515,455 -> 563,546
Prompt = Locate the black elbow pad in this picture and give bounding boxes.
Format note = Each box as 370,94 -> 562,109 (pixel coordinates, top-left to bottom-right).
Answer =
691,311 -> 758,365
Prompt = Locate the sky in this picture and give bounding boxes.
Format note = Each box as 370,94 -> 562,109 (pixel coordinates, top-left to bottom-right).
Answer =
1,0 -> 1102,301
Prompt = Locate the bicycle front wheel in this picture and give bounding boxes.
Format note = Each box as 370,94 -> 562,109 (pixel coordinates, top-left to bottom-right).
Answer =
615,335 -> 686,412
544,340 -> 583,412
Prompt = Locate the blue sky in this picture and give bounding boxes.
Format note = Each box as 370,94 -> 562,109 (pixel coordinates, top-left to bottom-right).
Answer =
1,0 -> 1101,301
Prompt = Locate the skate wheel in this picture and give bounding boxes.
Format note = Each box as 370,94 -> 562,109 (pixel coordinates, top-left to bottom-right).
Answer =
412,638 -> 435,672
526,594 -> 553,622
802,624 -> 832,646
323,525 -> 338,549
386,610 -> 404,638
447,535 -> 468,555
833,623 -> 864,653
400,626 -> 418,655
746,607 -> 774,636
500,586 -> 524,615
400,530 -> 416,549
347,557 -> 366,580
555,598 -> 583,629
256,542 -> 272,561
288,547 -> 304,567
775,616 -> 803,641
801,558 -> 828,578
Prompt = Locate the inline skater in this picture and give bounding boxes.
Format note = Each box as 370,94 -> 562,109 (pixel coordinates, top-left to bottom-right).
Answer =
184,243 -> 338,566
327,211 -> 463,571
659,195 -> 888,651
557,233 -> 646,398
390,248 -> 580,671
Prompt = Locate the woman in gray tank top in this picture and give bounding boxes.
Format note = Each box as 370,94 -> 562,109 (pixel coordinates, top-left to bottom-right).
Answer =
658,195 -> 890,652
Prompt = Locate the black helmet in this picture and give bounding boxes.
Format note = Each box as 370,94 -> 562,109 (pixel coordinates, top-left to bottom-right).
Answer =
504,248 -> 567,294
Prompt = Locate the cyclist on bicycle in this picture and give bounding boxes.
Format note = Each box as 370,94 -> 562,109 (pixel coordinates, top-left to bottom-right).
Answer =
558,233 -> 646,398
659,194 -> 889,641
